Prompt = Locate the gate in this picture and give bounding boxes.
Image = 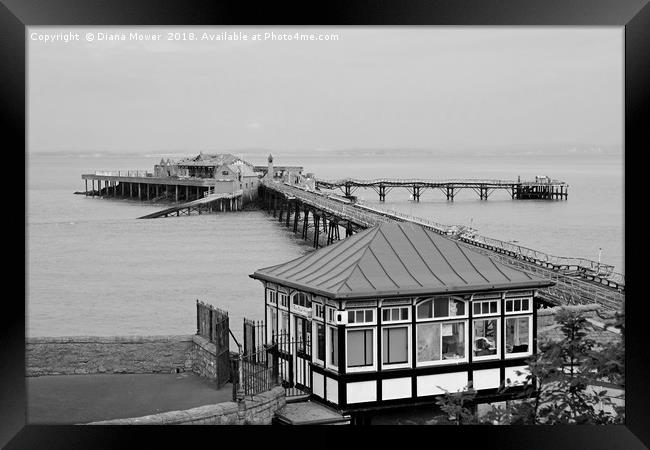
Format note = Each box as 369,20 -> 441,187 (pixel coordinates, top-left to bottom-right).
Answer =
196,300 -> 231,388
271,331 -> 312,398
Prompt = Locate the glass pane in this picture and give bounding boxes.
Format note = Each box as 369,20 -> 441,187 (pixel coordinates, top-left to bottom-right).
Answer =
514,299 -> 521,311
331,328 -> 338,366
348,329 -> 372,367
473,319 -> 497,357
417,323 -> 441,362
522,299 -> 529,311
474,303 -> 480,315
383,310 -> 390,322
434,298 -> 449,317
317,324 -> 325,361
417,300 -> 433,319
384,327 -> 408,364
490,302 -> 498,313
348,311 -> 355,323
452,299 -> 465,316
392,309 -> 399,321
442,322 -> 465,359
365,330 -> 374,365
482,303 -> 489,314
506,317 -> 529,353
401,308 -> 409,321
506,301 -> 513,312
356,311 -> 365,323
365,310 -> 374,323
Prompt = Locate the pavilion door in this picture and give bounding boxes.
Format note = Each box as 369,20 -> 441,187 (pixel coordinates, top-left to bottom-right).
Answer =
293,315 -> 312,393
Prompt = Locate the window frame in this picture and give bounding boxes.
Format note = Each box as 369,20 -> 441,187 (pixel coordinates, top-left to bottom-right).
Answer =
504,315 -> 533,359
326,325 -> 339,371
415,319 -> 469,367
278,292 -> 289,310
381,323 -> 411,369
472,317 -> 501,361
381,306 -> 411,324
416,296 -> 468,321
346,308 -> 376,326
472,299 -> 500,317
266,288 -> 277,305
312,321 -> 326,366
504,297 -> 533,315
345,326 -> 377,373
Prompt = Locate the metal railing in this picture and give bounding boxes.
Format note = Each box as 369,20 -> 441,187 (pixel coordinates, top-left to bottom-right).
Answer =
316,177 -> 567,187
94,170 -> 154,177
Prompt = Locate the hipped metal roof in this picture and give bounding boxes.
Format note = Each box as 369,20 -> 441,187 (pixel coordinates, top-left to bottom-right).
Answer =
250,222 -> 554,300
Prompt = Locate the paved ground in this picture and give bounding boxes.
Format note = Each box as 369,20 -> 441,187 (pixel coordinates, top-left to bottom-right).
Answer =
27,373 -> 233,424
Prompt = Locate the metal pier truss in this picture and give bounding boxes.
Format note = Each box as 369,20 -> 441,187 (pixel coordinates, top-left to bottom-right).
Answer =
260,181 -> 622,311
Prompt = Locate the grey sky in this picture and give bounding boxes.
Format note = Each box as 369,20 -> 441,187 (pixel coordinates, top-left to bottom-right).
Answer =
28,27 -> 623,154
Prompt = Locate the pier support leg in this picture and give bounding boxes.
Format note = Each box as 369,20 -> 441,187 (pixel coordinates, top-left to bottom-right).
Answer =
379,185 -> 386,202
286,201 -> 291,227
138,183 -> 142,200
346,223 -> 353,237
313,215 -> 320,249
85,180 -> 88,196
121,182 -> 125,197
302,209 -> 310,240
185,185 -> 189,201
156,185 -> 159,199
175,185 -> 179,202
91,180 -> 95,197
293,206 -> 300,233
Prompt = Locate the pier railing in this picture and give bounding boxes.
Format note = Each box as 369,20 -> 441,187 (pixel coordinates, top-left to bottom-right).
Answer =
317,177 -> 567,187
94,170 -> 154,177
458,233 -> 617,278
261,180 -> 624,301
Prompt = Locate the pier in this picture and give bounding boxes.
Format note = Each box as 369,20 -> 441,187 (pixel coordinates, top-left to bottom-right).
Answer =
316,177 -> 568,201
138,190 -> 243,219
81,171 -> 232,202
259,180 -> 622,311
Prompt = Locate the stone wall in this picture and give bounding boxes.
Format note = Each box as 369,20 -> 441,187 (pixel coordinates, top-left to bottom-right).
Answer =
87,386 -> 286,425
191,335 -> 217,380
26,335 -> 195,376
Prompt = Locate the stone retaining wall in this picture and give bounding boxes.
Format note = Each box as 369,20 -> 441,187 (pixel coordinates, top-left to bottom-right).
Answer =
87,386 -> 286,425
26,335 -> 196,377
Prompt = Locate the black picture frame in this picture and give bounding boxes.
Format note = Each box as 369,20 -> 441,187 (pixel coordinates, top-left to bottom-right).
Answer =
2,0 -> 647,448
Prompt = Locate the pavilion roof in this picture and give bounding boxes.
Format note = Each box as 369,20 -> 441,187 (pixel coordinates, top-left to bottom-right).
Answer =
251,222 -> 553,300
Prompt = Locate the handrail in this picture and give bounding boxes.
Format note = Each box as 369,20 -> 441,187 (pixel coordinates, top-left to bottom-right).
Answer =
316,177 -> 567,186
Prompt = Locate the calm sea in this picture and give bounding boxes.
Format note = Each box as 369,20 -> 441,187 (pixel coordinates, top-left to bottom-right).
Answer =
26,152 -> 623,341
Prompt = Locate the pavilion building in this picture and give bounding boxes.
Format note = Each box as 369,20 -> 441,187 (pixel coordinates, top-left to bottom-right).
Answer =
250,221 -> 554,416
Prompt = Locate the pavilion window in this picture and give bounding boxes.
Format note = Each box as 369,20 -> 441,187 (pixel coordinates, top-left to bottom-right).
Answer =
506,316 -> 531,355
267,289 -> 277,305
416,321 -> 466,365
327,326 -> 339,369
347,329 -> 374,368
473,318 -> 499,359
279,293 -> 288,308
417,297 -> 466,320
347,309 -> 374,325
267,306 -> 278,343
382,326 -> 409,366
293,292 -> 312,309
314,322 -> 326,364
505,297 -> 532,314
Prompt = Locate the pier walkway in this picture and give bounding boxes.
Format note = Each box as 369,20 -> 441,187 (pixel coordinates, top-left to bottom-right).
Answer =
316,177 -> 568,201
138,190 -> 243,219
260,180 -> 623,310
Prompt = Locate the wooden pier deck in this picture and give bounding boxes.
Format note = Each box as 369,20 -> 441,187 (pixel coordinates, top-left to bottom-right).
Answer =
138,191 -> 243,219
260,180 -> 622,310
316,177 -> 568,201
